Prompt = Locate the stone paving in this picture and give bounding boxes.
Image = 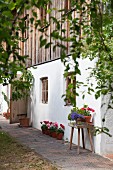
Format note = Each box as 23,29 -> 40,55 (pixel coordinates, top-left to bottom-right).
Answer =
0,115 -> 113,170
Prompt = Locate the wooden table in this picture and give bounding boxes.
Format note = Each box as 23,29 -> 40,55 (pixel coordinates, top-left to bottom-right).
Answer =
68,122 -> 94,154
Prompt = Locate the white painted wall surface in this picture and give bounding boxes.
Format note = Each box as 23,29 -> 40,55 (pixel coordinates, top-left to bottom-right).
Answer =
29,59 -> 72,135
0,85 -> 9,113
76,58 -> 102,154
100,95 -> 113,154
28,59 -> 111,155
0,84 -> 3,113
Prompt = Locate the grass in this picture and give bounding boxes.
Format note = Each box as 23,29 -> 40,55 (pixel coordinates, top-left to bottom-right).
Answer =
0,130 -> 58,170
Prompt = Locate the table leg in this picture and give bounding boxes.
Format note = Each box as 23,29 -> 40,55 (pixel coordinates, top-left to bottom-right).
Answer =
87,128 -> 94,153
69,127 -> 74,150
78,128 -> 80,154
81,128 -> 85,149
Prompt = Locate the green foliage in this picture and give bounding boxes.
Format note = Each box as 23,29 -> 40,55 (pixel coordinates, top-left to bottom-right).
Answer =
0,0 -> 26,80
68,113 -> 71,121
53,0 -> 113,136
2,92 -> 10,108
72,107 -> 91,116
0,131 -> 14,146
1,0 -> 113,136
0,0 -> 38,86
11,70 -> 33,101
0,0 -> 34,101
41,124 -> 48,130
49,126 -> 57,132
94,126 -> 112,137
56,128 -> 64,134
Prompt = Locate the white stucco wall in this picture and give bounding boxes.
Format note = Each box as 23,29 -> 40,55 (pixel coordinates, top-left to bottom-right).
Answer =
76,58 -> 102,154
100,94 -> 113,154
0,84 -> 3,113
29,59 -> 72,136
29,60 -> 100,153
28,58 -> 105,154
0,85 -> 9,113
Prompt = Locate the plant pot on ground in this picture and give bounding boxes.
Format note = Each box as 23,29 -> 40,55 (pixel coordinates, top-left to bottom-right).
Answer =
49,122 -> 58,137
2,92 -> 10,120
3,111 -> 10,119
56,124 -> 65,140
56,133 -> 64,140
19,117 -> 30,127
40,121 -> 49,134
51,131 -> 57,138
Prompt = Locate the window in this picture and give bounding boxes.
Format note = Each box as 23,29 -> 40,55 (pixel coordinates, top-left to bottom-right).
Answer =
65,72 -> 76,105
41,77 -> 48,103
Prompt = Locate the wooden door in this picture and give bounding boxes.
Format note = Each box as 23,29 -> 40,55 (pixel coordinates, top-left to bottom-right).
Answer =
10,98 -> 27,124
10,85 -> 27,124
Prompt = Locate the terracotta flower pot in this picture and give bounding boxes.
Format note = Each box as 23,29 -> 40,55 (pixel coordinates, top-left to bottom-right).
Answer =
19,118 -> 30,127
42,130 -> 46,134
51,132 -> 57,138
45,129 -> 50,135
44,130 -> 47,135
3,112 -> 10,119
57,133 -> 64,140
84,116 -> 92,123
49,131 -> 52,136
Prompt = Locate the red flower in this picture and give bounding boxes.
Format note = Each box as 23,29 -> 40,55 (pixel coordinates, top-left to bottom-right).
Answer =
60,124 -> 65,129
53,122 -> 58,128
81,108 -> 86,110
87,107 -> 95,112
43,121 -> 49,124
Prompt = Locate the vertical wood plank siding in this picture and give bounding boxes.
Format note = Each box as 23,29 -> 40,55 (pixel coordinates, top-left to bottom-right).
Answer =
19,0 -> 89,67
21,0 -> 66,67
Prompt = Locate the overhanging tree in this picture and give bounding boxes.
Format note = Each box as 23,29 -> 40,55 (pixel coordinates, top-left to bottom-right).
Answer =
0,0 -> 113,136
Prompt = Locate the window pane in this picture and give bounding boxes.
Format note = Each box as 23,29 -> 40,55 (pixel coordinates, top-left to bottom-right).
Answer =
46,79 -> 48,91
41,77 -> 48,103
45,90 -> 48,103
42,91 -> 44,102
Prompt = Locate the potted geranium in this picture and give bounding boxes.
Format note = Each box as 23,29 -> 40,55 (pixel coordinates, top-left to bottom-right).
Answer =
79,104 -> 95,123
68,105 -> 95,123
49,122 -> 58,137
56,124 -> 65,140
40,121 -> 49,134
